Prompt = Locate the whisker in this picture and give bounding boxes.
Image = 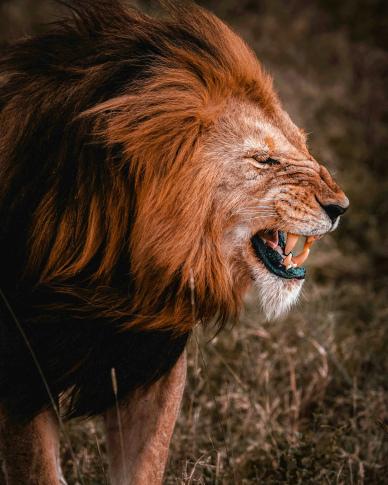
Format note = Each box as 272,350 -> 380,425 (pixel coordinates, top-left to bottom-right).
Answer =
238,210 -> 276,214
240,217 -> 276,223
238,210 -> 274,214
237,208 -> 276,214
238,203 -> 275,209
240,210 -> 278,215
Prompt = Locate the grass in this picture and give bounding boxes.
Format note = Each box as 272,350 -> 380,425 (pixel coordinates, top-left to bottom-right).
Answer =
1,0 -> 387,483
60,275 -> 388,484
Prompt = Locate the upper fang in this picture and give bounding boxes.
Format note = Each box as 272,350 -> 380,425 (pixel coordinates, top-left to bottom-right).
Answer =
285,233 -> 299,255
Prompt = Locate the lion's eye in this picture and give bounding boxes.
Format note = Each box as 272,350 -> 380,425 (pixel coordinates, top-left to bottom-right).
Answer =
252,154 -> 280,165
246,154 -> 280,170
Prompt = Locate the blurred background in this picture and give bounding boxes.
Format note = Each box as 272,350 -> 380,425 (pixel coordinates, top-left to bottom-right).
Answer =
0,0 -> 387,483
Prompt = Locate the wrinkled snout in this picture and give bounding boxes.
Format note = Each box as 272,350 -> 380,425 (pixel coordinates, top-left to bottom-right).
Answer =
316,165 -> 349,226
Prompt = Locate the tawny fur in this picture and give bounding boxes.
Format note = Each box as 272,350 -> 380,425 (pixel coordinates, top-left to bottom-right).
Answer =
104,352 -> 187,485
0,0 -> 347,419
0,1 -> 349,483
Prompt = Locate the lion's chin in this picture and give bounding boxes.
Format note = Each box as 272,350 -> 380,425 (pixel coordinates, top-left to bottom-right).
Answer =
251,265 -> 304,320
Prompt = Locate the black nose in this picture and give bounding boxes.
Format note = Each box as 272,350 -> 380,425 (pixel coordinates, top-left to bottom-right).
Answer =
322,204 -> 348,223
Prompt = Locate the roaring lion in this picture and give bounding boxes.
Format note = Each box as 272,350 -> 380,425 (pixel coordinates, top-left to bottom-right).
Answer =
0,0 -> 348,483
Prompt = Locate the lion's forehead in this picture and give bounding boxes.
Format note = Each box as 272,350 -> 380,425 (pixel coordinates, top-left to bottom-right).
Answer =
219,108 -> 312,163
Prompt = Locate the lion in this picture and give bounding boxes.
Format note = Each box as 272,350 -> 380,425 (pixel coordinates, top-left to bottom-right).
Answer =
0,1 -> 348,483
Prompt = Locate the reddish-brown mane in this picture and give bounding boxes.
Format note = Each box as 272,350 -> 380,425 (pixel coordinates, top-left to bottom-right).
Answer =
0,0 -> 283,418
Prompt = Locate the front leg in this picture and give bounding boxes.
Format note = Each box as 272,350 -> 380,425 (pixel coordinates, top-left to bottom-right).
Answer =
0,406 -> 62,485
104,351 -> 187,485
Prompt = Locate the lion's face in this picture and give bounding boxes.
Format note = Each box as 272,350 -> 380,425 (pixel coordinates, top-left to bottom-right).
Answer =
202,99 -> 349,319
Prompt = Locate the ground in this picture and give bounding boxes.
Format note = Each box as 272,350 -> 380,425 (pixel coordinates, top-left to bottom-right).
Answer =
1,0 -> 387,483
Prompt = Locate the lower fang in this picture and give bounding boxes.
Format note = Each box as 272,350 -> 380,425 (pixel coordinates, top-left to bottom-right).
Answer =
283,253 -> 293,268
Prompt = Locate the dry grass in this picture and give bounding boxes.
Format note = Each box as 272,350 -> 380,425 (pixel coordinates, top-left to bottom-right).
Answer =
60,278 -> 388,483
1,0 -> 387,483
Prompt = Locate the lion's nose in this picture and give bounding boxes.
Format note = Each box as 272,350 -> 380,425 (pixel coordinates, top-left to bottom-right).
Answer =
317,165 -> 349,224
321,203 -> 348,223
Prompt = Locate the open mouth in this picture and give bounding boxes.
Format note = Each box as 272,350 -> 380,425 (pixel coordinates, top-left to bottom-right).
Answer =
251,230 -> 321,280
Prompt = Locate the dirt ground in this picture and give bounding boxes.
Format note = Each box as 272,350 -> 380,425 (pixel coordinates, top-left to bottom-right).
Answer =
1,0 -> 387,483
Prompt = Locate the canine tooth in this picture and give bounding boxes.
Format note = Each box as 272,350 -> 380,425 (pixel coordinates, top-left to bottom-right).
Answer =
292,248 -> 310,267
305,236 -> 316,249
283,253 -> 293,268
285,233 -> 299,255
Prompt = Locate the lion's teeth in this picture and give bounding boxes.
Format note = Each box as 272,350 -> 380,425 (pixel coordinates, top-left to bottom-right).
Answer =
285,233 -> 299,255
292,248 -> 310,266
305,236 -> 317,249
283,235 -> 320,268
283,253 -> 293,269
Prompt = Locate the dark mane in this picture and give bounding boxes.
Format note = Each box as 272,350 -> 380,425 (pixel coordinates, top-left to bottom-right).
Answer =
0,0 -> 278,418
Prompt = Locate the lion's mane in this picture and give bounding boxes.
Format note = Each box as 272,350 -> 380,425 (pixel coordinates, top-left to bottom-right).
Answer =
0,0 -> 278,418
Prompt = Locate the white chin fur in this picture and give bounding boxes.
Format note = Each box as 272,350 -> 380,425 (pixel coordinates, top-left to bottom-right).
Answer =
252,266 -> 303,320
